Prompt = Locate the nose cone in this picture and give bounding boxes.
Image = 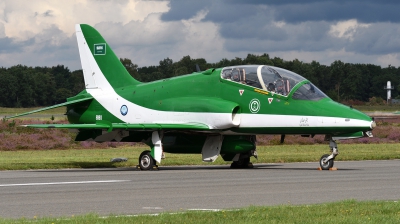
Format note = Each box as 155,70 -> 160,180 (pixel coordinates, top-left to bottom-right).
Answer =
320,100 -> 374,133
348,110 -> 375,133
371,121 -> 377,128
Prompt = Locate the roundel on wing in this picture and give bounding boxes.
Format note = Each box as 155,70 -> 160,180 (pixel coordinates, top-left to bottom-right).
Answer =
120,105 -> 128,116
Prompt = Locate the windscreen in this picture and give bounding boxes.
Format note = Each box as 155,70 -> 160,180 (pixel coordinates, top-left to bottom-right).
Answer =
221,65 -> 325,99
260,66 -> 306,96
292,82 -> 328,101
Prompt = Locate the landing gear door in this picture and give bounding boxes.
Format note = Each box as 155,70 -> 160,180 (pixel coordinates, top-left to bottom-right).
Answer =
202,135 -> 223,162
151,131 -> 163,163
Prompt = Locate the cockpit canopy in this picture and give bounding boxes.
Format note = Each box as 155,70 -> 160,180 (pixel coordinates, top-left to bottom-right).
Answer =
221,65 -> 327,101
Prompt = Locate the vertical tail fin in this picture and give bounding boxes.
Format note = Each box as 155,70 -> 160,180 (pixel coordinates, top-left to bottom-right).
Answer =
75,24 -> 140,91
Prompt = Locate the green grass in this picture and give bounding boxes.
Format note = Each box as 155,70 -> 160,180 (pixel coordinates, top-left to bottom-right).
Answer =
0,143 -> 399,170
1,200 -> 398,223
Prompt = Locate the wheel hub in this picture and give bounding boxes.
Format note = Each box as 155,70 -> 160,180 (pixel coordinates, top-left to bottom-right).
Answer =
141,156 -> 150,167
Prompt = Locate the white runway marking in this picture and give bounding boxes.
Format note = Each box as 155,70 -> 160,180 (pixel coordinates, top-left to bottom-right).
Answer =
188,209 -> 224,212
142,207 -> 163,210
0,180 -> 130,187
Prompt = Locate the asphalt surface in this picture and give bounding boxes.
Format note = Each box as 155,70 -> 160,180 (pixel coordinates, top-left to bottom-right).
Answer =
0,160 -> 399,219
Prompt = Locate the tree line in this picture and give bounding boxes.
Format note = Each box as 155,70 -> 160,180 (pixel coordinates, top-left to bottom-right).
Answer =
0,53 -> 399,107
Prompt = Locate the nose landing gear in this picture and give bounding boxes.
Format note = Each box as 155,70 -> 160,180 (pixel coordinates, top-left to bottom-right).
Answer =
319,139 -> 338,170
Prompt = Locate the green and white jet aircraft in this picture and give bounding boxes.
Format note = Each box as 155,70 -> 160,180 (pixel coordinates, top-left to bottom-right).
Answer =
10,24 -> 376,170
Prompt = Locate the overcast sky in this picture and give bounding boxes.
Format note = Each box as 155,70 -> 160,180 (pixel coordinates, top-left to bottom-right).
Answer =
1,0 -> 400,71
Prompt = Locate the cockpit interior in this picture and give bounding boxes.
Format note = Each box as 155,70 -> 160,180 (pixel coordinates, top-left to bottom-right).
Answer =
221,65 -> 327,101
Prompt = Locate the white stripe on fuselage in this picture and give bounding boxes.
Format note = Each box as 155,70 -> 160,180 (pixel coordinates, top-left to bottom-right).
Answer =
239,114 -> 371,128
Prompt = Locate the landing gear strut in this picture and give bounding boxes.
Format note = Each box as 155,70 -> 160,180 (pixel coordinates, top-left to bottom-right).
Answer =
319,139 -> 338,170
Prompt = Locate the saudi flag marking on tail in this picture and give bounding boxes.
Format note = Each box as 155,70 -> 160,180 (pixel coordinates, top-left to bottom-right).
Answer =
94,43 -> 106,55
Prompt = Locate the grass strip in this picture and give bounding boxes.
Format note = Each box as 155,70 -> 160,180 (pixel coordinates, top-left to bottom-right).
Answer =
0,143 -> 399,170
0,200 -> 398,223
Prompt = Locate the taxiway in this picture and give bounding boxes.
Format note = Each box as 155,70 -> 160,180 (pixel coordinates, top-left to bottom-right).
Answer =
0,160 -> 399,218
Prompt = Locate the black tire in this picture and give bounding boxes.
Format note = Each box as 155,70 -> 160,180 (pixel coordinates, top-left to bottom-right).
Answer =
139,151 -> 155,170
230,157 -> 251,169
319,154 -> 334,170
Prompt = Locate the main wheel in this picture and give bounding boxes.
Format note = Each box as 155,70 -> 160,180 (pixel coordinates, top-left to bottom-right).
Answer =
139,151 -> 155,170
230,157 -> 252,169
319,154 -> 334,170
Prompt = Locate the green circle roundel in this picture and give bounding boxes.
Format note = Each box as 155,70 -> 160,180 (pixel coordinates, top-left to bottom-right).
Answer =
249,99 -> 260,113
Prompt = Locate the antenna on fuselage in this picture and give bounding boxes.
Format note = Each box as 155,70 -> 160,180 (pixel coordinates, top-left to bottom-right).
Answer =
195,64 -> 201,72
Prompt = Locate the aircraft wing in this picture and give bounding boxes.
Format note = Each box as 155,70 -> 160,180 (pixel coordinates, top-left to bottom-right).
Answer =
6,96 -> 94,119
22,122 -> 211,131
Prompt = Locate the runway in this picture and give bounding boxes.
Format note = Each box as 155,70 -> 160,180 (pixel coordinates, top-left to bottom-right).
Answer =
0,160 -> 399,218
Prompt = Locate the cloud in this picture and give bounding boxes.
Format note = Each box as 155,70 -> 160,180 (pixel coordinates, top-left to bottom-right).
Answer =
229,0 -> 400,23
161,1 -> 400,24
0,22 -> 5,37
0,0 -> 169,69
161,0 -> 211,21
95,9 -> 226,68
0,0 -> 400,70
2,0 -> 169,40
345,22 -> 400,55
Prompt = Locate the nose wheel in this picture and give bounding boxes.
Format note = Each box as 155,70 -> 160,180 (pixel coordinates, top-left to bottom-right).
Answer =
319,139 -> 338,170
319,154 -> 334,170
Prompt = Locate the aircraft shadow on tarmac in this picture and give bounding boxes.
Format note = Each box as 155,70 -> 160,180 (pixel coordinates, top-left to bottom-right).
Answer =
30,162 -> 360,172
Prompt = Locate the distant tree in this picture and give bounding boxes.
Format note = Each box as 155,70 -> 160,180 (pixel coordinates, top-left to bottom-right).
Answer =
193,58 -> 209,71
70,70 -> 85,95
158,57 -> 174,78
257,53 -> 273,65
120,58 -> 140,80
214,58 -> 231,68
52,65 -> 71,90
33,72 -> 56,106
174,56 -> 194,76
340,64 -> 363,100
271,57 -> 284,68
1,54 -> 399,107
0,70 -> 18,107
174,67 -> 188,77
230,57 -> 243,65
55,88 -> 72,104
330,60 -> 346,101
6,65 -> 35,107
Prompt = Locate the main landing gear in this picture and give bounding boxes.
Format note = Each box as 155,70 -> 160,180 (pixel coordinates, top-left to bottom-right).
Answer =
138,150 -> 158,170
230,150 -> 258,169
137,131 -> 163,170
230,136 -> 258,169
319,139 -> 338,170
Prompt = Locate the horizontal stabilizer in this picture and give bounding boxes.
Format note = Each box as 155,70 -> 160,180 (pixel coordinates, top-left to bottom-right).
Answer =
6,96 -> 93,119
